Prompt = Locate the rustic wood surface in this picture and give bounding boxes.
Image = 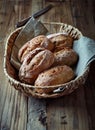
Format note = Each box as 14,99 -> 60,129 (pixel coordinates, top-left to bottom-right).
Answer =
0,0 -> 95,130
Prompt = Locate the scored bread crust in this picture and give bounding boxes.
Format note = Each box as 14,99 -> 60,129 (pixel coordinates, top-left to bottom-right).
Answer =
53,48 -> 78,66
18,35 -> 54,62
47,33 -> 74,52
19,49 -> 55,84
34,65 -> 75,93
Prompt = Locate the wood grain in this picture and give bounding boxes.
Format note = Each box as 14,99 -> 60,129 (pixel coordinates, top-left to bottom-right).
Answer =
0,0 -> 95,130
27,97 -> 46,130
0,1 -> 28,130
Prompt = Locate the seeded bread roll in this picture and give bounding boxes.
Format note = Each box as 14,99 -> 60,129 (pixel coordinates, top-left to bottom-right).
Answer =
47,33 -> 73,52
35,65 -> 75,93
18,35 -> 54,62
53,48 -> 78,66
19,49 -> 54,84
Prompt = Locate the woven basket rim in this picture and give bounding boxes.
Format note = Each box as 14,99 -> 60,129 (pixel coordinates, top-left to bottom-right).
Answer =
3,22 -> 89,98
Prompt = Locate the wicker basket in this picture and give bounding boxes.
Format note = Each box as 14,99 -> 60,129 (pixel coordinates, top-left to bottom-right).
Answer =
4,22 -> 90,98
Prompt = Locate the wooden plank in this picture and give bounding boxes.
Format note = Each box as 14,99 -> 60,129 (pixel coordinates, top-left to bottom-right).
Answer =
30,0 -> 43,15
70,0 -> 95,39
47,88 -> 89,130
42,0 -> 73,24
27,97 -> 46,130
0,87 -> 27,130
10,91 -> 27,130
0,0 -> 29,130
27,1 -> 46,130
84,61 -> 95,130
0,1 -> 12,124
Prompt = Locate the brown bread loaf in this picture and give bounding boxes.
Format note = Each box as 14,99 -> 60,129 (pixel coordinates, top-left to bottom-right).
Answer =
47,33 -> 74,52
18,35 -> 54,62
19,49 -> 54,84
53,48 -> 78,66
35,65 -> 75,93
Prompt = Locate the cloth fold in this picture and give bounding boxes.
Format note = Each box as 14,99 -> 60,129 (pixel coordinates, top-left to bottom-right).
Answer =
73,36 -> 95,77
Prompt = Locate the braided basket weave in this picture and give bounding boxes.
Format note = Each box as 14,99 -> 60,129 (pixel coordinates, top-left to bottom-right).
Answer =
4,22 -> 89,98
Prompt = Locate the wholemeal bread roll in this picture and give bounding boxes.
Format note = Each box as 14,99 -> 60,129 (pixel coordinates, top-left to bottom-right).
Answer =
35,65 -> 75,93
19,49 -> 54,84
53,48 -> 78,66
18,35 -> 54,62
47,33 -> 73,52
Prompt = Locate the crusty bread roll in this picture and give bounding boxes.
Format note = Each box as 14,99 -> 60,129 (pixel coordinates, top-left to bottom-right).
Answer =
34,65 -> 75,93
19,49 -> 54,84
18,35 -> 54,62
20,47 -> 45,64
47,33 -> 73,52
53,48 -> 78,66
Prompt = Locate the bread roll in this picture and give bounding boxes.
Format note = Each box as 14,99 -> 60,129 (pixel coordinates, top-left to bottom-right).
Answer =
19,49 -> 54,84
18,35 -> 54,62
47,33 -> 73,52
53,48 -> 78,66
35,65 -> 75,93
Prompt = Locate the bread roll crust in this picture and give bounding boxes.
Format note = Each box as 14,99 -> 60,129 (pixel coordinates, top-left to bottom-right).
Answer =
19,49 -> 54,84
35,65 -> 75,87
18,35 -> 54,62
47,33 -> 73,52
54,48 -> 78,66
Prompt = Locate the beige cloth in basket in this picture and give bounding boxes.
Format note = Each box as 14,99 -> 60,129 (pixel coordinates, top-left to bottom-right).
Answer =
73,36 -> 95,77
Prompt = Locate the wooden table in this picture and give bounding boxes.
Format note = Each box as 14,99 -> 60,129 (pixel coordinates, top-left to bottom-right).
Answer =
0,0 -> 95,130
